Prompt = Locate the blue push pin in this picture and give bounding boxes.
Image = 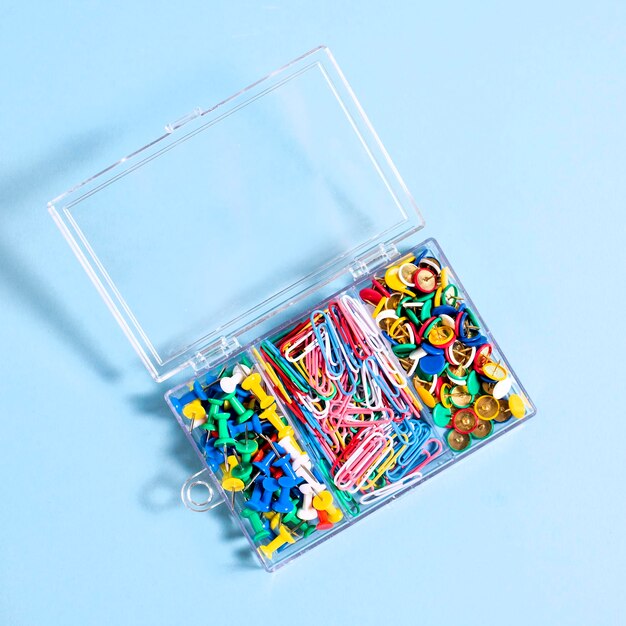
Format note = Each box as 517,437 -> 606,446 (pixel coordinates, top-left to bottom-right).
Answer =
253,451 -> 276,476
272,477 -> 298,513
250,413 -> 263,435
204,442 -> 223,471
272,455 -> 303,485
204,372 -> 218,387
244,483 -> 265,512
171,389 -> 199,414
229,420 -> 249,438
260,477 -> 279,512
464,334 -> 489,347
419,353 -> 447,376
431,304 -> 458,316
422,343 -> 444,356
193,380 -> 208,401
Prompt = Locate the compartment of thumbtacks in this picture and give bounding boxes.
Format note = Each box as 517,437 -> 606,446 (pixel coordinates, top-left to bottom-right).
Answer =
357,238 -> 536,455
255,291 -> 448,512
166,353 -> 346,569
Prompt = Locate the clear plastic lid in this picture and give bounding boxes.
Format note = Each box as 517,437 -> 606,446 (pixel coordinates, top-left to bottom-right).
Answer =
48,46 -> 424,382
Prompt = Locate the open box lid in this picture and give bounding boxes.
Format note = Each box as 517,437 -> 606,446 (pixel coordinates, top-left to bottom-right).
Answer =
48,46 -> 424,382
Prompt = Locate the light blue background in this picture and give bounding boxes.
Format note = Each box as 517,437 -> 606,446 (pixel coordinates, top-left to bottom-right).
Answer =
1,2 -> 624,625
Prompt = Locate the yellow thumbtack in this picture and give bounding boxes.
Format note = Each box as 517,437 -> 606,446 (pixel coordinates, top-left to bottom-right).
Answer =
507,394 -> 526,419
312,490 -> 343,523
385,266 -> 416,296
415,385 -> 437,409
259,524 -> 296,559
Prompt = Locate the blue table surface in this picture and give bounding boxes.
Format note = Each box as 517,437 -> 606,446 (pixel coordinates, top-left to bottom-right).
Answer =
1,2 -> 625,625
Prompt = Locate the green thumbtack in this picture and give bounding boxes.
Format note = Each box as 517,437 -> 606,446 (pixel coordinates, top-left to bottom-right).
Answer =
392,343 -> 417,358
214,411 -> 236,447
433,403 -> 452,428
225,392 -> 254,424
420,298 -> 433,321
405,307 -> 420,326
232,464 -> 253,483
282,500 -> 299,525
231,438 -> 257,483
234,439 -> 258,464
466,370 -> 480,395
201,400 -> 221,432
303,523 -> 317,538
241,509 -> 271,543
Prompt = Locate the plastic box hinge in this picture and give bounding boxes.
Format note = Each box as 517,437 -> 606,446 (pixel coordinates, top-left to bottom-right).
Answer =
349,242 -> 399,279
190,335 -> 240,373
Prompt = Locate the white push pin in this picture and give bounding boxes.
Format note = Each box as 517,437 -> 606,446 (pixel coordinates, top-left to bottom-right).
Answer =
409,347 -> 427,362
233,363 -> 251,379
492,376 -> 512,400
440,314 -> 456,328
278,434 -> 304,459
296,484 -> 318,521
292,453 -> 311,472
295,465 -> 326,493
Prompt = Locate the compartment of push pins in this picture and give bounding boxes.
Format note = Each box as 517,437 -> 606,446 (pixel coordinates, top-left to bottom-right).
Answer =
166,355 -> 346,569
256,292 -> 450,512
357,238 -> 536,454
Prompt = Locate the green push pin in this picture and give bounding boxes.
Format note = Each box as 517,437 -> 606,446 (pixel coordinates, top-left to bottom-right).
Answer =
303,523 -> 317,538
433,403 -> 452,428
392,343 -> 417,358
232,438 -> 257,483
225,392 -> 254,424
232,464 -> 253,483
420,298 -> 433,321
282,500 -> 299,525
466,370 -> 481,396
213,411 -> 236,447
234,438 -> 258,464
405,307 -> 420,326
241,509 -> 271,543
201,400 -> 221,432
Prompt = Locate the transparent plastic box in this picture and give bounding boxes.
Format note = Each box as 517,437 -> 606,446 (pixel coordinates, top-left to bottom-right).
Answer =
49,46 -> 536,571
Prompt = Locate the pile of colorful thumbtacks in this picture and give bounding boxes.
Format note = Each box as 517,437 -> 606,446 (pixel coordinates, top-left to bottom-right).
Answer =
171,360 -> 343,560
359,248 -> 527,453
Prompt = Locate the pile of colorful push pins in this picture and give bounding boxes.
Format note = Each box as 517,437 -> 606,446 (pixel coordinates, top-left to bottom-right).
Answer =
257,294 -> 443,500
359,248 -> 527,453
171,360 -> 344,560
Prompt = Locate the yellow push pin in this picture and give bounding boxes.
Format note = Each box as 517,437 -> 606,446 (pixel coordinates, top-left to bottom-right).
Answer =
259,524 -> 296,559
415,383 -> 437,409
428,325 -> 455,347
384,266 -> 416,296
474,395 -> 500,421
241,373 -> 275,409
259,403 -> 288,434
221,474 -> 245,492
481,360 -> 508,381
312,490 -> 343,523
182,399 -> 207,430
507,394 -> 526,419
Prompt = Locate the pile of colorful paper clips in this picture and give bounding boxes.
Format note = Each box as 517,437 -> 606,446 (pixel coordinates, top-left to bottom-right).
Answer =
257,294 -> 443,500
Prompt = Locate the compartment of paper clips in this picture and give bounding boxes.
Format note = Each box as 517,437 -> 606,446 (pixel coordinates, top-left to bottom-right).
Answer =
166,238 -> 536,571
